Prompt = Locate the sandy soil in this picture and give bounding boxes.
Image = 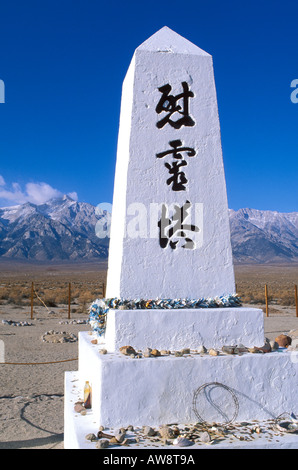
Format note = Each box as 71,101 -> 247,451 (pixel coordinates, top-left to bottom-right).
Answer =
0,305 -> 90,449
1,302 -> 298,450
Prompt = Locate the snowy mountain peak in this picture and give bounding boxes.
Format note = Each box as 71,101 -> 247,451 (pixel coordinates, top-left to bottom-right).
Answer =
0,197 -> 109,261
229,208 -> 298,264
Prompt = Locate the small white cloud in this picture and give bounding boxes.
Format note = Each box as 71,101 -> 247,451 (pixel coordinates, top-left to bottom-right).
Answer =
0,180 -> 78,206
67,191 -> 78,201
0,182 -> 26,204
25,182 -> 62,205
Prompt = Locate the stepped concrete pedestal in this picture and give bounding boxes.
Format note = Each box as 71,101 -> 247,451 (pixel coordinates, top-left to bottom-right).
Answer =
64,331 -> 298,449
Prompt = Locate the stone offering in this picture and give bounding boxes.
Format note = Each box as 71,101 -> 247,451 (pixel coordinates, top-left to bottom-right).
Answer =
119,345 -> 136,356
95,439 -> 109,449
275,334 -> 292,348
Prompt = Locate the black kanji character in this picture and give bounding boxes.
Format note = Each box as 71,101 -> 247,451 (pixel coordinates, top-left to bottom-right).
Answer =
158,201 -> 199,250
156,82 -> 195,129
164,160 -> 188,191
156,139 -> 196,160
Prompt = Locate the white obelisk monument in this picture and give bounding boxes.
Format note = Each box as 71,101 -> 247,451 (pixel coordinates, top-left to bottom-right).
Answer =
106,26 -> 235,300
64,29 -> 298,448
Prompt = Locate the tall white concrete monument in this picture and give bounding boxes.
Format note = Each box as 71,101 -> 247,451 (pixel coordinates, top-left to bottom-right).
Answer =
106,26 -> 235,300
64,28 -> 298,449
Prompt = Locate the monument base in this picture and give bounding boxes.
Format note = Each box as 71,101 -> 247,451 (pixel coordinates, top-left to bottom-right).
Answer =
103,307 -> 265,351
64,330 -> 298,448
64,371 -> 298,450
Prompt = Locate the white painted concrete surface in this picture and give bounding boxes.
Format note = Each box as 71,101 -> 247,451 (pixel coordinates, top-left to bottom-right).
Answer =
64,371 -> 298,449
71,332 -> 298,430
104,307 -> 265,351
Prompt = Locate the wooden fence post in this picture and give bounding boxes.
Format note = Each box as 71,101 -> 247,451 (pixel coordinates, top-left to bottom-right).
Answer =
68,282 -> 71,319
265,284 -> 269,317
31,282 -> 34,320
295,285 -> 298,318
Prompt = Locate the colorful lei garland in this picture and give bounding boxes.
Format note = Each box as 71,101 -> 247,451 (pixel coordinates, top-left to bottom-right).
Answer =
88,295 -> 242,337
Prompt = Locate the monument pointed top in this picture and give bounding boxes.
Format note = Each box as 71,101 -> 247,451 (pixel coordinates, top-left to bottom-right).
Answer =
137,26 -> 211,56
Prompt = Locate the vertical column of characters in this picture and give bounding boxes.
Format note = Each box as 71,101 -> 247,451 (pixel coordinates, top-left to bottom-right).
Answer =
154,81 -> 200,249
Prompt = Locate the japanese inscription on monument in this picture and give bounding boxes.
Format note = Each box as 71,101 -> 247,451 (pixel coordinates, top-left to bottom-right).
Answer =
155,80 -> 199,249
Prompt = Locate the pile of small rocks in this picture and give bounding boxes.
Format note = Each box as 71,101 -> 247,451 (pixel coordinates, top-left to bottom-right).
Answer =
84,417 -> 298,449
59,319 -> 87,325
41,330 -> 77,343
115,339 -> 268,359
112,334 -> 297,359
1,319 -> 32,327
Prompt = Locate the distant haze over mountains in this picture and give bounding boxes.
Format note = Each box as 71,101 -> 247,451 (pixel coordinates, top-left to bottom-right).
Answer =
0,196 -> 297,264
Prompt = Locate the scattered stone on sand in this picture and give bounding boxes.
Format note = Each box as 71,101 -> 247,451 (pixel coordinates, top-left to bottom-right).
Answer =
275,334 -> 292,348
181,348 -> 191,355
96,439 -> 110,449
143,347 -> 152,357
84,413 -> 298,449
236,343 -> 248,353
2,319 -> 32,326
85,433 -> 97,441
119,345 -> 137,356
256,338 -> 272,353
248,346 -> 263,354
158,425 -> 176,440
99,348 -> 107,354
208,348 -> 219,356
151,349 -> 161,357
173,436 -> 194,447
74,402 -> 85,413
59,319 -> 87,325
222,345 -> 235,355
41,330 -> 77,343
160,350 -> 170,356
174,351 -> 183,357
143,426 -> 156,437
200,431 -> 212,443
98,340 -> 291,360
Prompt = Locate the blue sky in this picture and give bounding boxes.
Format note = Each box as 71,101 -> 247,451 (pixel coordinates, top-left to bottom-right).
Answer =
0,0 -> 297,212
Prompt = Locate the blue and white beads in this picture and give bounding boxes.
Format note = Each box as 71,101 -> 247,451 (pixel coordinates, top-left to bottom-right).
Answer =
88,294 -> 242,337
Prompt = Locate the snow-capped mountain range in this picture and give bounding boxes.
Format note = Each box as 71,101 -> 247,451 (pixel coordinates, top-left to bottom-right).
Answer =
0,196 -> 297,263
0,195 -> 110,261
229,208 -> 298,264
